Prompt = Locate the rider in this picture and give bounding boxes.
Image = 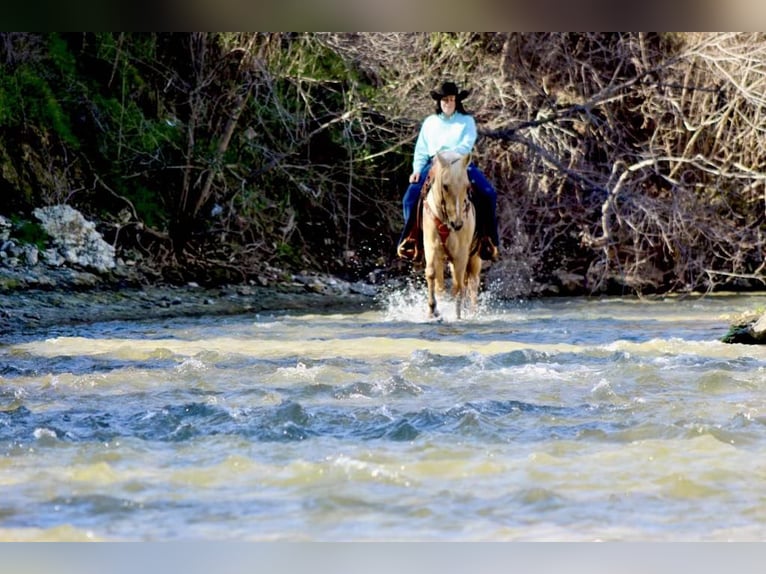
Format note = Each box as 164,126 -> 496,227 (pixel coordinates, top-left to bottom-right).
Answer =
396,81 -> 500,262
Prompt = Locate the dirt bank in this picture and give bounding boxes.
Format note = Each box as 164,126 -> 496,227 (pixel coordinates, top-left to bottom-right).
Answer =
0,279 -> 379,343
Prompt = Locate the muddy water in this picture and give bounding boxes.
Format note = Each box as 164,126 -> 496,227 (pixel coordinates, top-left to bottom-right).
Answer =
1,289 -> 766,540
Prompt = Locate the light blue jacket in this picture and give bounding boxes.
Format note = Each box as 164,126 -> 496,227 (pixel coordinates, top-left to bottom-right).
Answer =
412,112 -> 477,174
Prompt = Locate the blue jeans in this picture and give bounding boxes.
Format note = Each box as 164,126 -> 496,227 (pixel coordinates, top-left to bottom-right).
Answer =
399,159 -> 499,246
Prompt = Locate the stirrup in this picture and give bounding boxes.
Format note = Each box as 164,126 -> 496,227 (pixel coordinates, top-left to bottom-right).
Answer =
397,238 -> 419,261
479,237 -> 500,262
397,238 -> 423,262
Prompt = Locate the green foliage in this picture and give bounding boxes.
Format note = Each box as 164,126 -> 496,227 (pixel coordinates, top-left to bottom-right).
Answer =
95,33 -> 157,67
274,241 -> 300,265
1,32 -> 395,279
280,36 -> 347,82
10,218 -> 49,249
0,275 -> 22,291
47,34 -> 77,79
0,65 -> 77,147
92,93 -> 181,158
0,77 -> 15,127
119,184 -> 168,230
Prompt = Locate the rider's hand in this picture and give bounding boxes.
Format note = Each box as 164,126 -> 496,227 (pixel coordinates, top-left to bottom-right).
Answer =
409,172 -> 420,184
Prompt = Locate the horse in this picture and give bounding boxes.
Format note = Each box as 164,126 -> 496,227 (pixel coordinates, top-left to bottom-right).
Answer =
421,150 -> 482,320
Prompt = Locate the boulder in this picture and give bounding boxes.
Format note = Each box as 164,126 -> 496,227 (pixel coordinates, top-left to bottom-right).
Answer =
721,313 -> 766,344
32,205 -> 116,273
0,215 -> 10,242
751,314 -> 766,340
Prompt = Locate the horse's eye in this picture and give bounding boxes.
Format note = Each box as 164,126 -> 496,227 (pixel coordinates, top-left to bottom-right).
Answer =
443,184 -> 449,191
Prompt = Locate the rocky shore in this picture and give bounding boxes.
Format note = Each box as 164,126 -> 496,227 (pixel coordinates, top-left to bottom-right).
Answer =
0,268 -> 380,343
0,206 -> 380,342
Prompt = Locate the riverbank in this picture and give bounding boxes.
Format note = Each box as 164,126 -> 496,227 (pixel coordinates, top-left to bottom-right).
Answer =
0,266 -> 380,342
3,255 -> 765,345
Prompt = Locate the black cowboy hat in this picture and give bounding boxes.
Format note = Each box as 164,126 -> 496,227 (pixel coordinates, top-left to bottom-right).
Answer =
430,81 -> 471,101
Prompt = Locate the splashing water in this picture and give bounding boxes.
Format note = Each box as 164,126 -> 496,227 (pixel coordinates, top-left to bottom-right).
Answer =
379,279 -> 505,323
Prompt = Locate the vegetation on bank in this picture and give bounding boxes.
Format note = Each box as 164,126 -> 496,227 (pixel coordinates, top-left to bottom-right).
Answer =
1,32 -> 764,297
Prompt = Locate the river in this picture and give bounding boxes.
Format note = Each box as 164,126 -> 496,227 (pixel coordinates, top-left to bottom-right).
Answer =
2,287 -> 766,541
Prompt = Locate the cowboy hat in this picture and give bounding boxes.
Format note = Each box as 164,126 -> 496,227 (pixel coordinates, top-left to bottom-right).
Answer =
430,81 -> 471,101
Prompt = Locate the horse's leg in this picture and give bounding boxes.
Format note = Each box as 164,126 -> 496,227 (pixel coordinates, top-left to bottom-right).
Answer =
466,254 -> 482,314
434,257 -> 446,297
450,258 -> 467,320
426,266 -> 437,318
425,254 -> 440,318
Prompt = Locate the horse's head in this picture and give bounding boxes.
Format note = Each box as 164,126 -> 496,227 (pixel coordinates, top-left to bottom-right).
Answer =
431,151 -> 472,231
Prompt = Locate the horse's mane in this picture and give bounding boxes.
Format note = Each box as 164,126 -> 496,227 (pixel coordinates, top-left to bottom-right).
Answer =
430,151 -> 469,190
435,150 -> 464,166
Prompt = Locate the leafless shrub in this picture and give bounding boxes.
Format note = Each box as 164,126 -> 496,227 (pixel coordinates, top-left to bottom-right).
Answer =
443,32 -> 766,295
577,33 -> 766,294
0,32 -> 46,66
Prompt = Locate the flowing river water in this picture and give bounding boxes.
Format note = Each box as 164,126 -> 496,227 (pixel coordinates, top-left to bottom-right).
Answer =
2,287 -> 766,541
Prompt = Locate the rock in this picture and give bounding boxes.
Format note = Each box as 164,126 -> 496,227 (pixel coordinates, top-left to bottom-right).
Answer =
4,241 -> 22,258
41,247 -> 66,267
0,215 -> 11,242
752,314 -> 766,339
350,281 -> 377,297
290,272 -> 372,297
721,313 -> 766,344
554,269 -> 585,292
23,245 -> 39,266
33,204 -> 116,273
67,270 -> 101,288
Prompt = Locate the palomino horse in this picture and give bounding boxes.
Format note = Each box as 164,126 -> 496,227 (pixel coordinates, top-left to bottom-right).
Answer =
422,150 -> 482,319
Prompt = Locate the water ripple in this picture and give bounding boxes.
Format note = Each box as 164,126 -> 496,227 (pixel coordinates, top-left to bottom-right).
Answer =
0,396 -> 645,446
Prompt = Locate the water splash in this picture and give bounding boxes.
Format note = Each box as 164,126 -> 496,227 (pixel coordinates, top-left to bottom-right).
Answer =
378,280 -> 509,323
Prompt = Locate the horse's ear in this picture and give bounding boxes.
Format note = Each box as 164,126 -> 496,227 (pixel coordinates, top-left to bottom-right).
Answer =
462,153 -> 471,169
434,152 -> 446,168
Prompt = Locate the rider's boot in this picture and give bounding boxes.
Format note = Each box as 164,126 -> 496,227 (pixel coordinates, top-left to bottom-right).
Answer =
397,213 -> 421,262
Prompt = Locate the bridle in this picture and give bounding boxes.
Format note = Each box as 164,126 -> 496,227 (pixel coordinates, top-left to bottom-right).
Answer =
424,160 -> 472,260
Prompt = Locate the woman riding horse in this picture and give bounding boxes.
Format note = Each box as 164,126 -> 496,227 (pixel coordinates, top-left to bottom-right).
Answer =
397,81 -> 499,263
